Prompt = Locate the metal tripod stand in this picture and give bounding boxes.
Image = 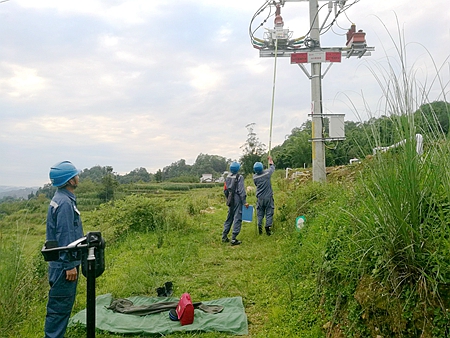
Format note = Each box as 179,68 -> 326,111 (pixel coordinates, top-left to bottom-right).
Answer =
42,232 -> 106,338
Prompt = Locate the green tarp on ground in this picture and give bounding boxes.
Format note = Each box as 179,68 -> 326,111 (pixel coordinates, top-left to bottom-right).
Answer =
69,293 -> 248,335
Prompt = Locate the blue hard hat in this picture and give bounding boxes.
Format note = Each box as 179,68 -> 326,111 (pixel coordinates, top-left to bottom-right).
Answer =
253,162 -> 263,174
230,162 -> 240,174
49,161 -> 80,187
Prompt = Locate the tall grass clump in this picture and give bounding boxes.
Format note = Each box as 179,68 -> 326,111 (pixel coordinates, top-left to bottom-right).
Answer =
0,230 -> 48,337
349,127 -> 450,336
324,18 -> 450,336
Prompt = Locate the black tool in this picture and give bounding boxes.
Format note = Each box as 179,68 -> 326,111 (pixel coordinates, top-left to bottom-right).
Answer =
42,232 -> 106,338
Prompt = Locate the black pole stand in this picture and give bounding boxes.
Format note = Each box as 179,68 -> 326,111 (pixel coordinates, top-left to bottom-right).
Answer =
42,232 -> 105,338
86,246 -> 96,338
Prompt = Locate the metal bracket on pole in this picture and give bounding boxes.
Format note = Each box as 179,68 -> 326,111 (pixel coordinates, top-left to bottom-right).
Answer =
322,62 -> 333,79
297,63 -> 311,79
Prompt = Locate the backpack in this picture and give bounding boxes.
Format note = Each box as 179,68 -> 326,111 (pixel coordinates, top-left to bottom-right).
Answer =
225,174 -> 239,207
176,293 -> 194,325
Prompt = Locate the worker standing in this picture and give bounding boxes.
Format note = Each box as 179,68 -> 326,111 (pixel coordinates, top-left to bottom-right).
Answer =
44,161 -> 84,338
253,156 -> 275,236
222,162 -> 249,246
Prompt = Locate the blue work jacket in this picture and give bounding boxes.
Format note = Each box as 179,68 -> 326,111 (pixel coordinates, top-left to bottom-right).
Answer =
46,188 -> 84,270
253,164 -> 275,199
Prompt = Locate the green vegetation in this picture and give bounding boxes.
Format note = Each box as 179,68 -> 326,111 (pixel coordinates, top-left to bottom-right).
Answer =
2,144 -> 450,337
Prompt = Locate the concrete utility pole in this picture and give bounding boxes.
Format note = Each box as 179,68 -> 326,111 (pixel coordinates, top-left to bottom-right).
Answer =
251,0 -> 374,183
308,0 -> 326,182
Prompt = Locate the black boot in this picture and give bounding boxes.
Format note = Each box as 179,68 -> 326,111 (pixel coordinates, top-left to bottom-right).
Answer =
164,281 -> 173,297
231,239 -> 242,246
265,227 -> 272,236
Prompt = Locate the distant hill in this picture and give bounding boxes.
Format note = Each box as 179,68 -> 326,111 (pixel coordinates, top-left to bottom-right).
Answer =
0,186 -> 38,200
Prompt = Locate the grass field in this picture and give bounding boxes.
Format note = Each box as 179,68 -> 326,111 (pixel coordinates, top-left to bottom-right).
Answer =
2,160 -> 450,337
1,176 -> 327,338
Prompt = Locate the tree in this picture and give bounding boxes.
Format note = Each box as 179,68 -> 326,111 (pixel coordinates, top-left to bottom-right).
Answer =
415,101 -> 450,136
270,122 -> 312,169
117,167 -> 152,184
99,166 -> 118,202
162,159 -> 192,180
154,169 -> 163,183
79,165 -> 107,183
191,154 -> 229,178
239,123 -> 266,175
36,183 -> 56,199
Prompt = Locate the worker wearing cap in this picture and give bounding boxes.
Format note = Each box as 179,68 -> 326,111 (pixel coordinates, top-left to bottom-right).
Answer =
222,162 -> 249,246
253,156 -> 275,236
44,161 -> 84,338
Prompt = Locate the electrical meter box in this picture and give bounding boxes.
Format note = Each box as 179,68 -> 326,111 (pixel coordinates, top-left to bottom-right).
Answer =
329,114 -> 345,139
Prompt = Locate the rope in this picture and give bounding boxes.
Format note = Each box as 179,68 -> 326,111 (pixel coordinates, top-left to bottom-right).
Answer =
268,38 -> 278,157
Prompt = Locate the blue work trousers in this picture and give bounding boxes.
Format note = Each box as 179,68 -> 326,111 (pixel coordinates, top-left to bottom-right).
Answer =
222,202 -> 243,241
256,196 -> 274,229
44,266 -> 79,338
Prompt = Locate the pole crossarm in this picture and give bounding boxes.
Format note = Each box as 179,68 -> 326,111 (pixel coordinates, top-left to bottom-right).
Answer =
259,46 -> 374,58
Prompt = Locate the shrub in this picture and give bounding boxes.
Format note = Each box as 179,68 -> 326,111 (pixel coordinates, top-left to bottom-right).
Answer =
83,194 -> 191,243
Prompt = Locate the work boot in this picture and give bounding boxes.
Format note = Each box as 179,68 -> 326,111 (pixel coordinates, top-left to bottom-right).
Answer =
222,237 -> 230,243
164,281 -> 173,297
156,286 -> 166,297
258,226 -> 262,235
231,239 -> 242,246
265,227 -> 272,236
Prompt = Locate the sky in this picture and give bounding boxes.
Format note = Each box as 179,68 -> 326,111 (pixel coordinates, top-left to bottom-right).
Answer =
0,0 -> 449,187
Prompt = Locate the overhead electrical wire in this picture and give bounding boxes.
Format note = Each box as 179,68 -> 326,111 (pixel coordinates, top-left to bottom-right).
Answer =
249,0 -> 363,153
320,0 -> 362,35
249,1 -> 272,49
251,0 -> 362,48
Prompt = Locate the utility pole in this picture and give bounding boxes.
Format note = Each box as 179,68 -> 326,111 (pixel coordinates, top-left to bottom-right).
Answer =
251,0 -> 374,183
308,0 -> 326,182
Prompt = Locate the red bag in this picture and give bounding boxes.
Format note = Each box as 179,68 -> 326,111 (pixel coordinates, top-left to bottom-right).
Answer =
176,293 -> 194,325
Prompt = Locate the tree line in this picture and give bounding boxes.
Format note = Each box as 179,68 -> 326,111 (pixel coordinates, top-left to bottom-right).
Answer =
28,100 -> 450,199
270,100 -> 450,170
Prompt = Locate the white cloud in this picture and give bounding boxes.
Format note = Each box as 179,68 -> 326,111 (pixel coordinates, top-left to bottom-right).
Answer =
188,64 -> 223,92
0,63 -> 47,98
15,0 -> 107,15
241,58 -> 268,74
14,0 -> 158,25
99,35 -> 120,48
217,25 -> 233,43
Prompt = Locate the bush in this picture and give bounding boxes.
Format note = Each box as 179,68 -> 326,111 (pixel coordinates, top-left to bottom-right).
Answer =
83,194 -> 191,243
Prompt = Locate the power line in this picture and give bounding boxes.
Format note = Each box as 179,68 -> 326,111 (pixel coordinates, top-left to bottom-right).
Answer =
250,0 -> 374,182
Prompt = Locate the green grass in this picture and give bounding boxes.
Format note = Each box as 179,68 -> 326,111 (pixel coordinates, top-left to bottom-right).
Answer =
71,193 -> 301,337
1,179 -> 328,337
2,153 -> 450,337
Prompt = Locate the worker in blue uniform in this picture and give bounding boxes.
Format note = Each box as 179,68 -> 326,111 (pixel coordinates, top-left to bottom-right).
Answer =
44,161 -> 84,338
253,156 -> 275,236
222,162 -> 249,246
